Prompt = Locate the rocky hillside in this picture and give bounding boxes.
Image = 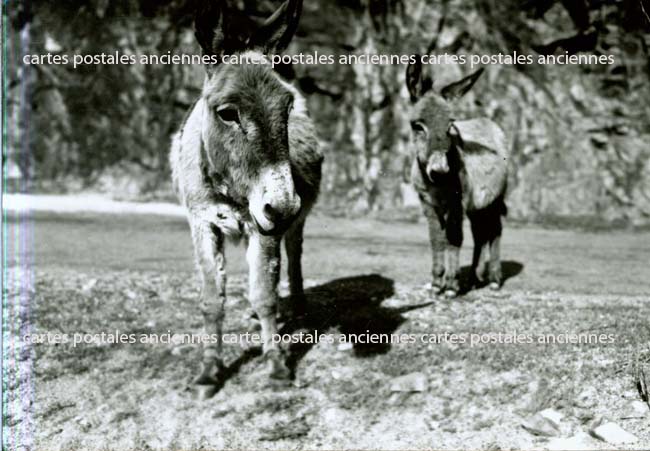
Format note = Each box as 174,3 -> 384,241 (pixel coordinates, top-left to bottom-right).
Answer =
5,0 -> 650,225
290,0 -> 650,225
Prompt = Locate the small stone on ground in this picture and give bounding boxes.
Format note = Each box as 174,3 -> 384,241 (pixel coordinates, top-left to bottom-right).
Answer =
620,400 -> 649,419
591,422 -> 638,445
538,408 -> 564,428
546,432 -> 598,451
521,413 -> 560,437
389,372 -> 428,392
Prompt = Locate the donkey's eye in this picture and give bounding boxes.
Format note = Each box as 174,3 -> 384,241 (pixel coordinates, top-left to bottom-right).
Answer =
216,105 -> 240,125
411,121 -> 427,134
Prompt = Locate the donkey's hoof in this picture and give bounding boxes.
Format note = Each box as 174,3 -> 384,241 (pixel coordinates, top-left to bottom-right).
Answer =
268,359 -> 291,381
488,282 -> 501,291
264,351 -> 291,381
191,382 -> 219,400
189,361 -> 224,399
444,289 -> 458,298
430,284 -> 443,295
190,373 -> 220,400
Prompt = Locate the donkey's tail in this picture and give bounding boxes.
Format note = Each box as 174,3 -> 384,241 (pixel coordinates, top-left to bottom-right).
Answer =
499,179 -> 508,217
493,192 -> 508,217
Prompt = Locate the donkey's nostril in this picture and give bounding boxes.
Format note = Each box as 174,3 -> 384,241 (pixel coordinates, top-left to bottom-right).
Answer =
428,162 -> 449,179
263,203 -> 280,222
428,169 -> 444,181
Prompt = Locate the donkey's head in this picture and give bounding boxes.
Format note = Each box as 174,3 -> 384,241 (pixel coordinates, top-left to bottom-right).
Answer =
195,0 -> 303,235
406,59 -> 484,181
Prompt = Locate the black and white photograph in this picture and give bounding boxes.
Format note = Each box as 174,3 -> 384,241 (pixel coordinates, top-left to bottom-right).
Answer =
2,0 -> 650,449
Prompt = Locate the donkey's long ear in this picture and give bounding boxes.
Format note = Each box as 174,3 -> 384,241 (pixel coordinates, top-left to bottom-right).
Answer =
406,57 -> 433,102
195,0 -> 228,57
249,0 -> 302,54
440,68 -> 484,101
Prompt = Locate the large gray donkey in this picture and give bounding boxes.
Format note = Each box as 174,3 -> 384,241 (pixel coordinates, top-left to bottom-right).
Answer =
170,0 -> 323,398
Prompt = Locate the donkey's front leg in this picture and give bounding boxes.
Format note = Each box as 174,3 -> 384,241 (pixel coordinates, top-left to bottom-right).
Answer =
443,210 -> 463,298
443,245 -> 461,297
284,219 -> 305,319
422,203 -> 446,295
247,232 -> 291,380
189,220 -> 227,398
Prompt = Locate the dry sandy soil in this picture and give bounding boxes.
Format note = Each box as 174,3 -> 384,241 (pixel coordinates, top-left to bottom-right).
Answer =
4,209 -> 650,450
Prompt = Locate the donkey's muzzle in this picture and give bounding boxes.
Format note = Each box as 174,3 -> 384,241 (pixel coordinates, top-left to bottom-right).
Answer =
263,201 -> 299,224
426,153 -> 450,180
258,200 -> 301,235
250,163 -> 301,236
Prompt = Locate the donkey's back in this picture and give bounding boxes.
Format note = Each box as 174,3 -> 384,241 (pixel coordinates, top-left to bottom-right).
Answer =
451,118 -> 508,212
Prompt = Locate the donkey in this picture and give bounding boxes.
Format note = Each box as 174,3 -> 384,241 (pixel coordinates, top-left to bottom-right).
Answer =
170,0 -> 322,398
406,59 -> 508,298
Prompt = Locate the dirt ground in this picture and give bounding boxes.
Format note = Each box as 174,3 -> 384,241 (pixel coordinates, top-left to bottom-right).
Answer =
4,210 -> 650,450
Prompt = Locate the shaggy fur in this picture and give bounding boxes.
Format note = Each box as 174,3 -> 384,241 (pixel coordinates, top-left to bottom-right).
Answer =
406,59 -> 508,297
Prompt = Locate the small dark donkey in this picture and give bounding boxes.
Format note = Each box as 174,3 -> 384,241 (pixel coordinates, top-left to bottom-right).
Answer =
406,59 -> 508,298
170,0 -> 322,398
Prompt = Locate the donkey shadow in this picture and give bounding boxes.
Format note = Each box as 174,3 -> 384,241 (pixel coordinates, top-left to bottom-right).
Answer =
457,260 -> 524,295
208,268 -> 523,391
280,274 -> 433,375
213,274 -> 432,388
187,274 -> 431,397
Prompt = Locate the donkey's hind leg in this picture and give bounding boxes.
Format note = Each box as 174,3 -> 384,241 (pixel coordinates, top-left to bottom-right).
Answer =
484,202 -> 504,290
487,215 -> 503,290
469,212 -> 489,287
189,219 -> 227,399
469,206 -> 503,290
284,218 -> 306,319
